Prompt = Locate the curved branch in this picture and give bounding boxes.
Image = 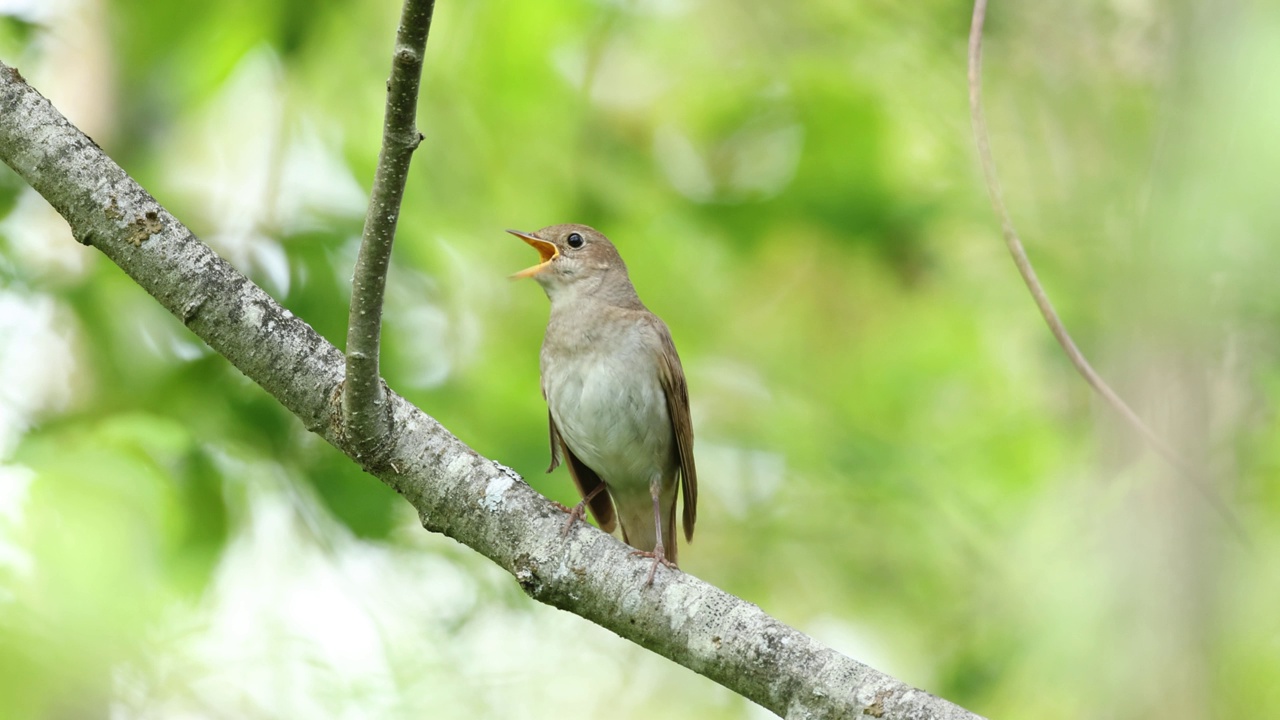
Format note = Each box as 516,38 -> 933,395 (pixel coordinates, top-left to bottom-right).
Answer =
966,1 -> 1244,540
343,0 -> 436,456
0,63 -> 984,720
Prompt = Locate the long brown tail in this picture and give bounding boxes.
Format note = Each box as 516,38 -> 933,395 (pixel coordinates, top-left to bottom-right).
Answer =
618,483 -> 679,564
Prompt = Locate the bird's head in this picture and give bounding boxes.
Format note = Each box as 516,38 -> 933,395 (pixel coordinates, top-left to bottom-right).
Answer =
508,224 -> 636,304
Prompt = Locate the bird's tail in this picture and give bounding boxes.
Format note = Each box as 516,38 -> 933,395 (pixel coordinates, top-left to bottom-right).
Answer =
618,483 -> 679,564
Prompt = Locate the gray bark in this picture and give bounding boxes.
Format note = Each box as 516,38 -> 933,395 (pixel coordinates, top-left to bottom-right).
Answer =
343,0 -> 435,456
0,62 -> 984,720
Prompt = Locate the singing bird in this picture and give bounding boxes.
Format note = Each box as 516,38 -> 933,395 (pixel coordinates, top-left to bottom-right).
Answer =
509,224 -> 697,584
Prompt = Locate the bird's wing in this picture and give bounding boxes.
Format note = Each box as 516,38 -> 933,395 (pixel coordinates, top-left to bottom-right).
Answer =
545,409 -> 562,473
548,409 -> 617,534
649,316 -> 697,542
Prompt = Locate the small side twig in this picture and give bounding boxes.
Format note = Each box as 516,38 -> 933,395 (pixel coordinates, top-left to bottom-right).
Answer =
966,1 -> 1245,540
343,0 -> 437,456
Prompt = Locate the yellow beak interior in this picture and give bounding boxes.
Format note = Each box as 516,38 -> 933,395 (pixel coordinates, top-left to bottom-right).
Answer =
508,229 -> 559,279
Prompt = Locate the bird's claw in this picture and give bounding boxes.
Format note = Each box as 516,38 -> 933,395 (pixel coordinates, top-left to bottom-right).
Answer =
631,546 -> 678,587
556,500 -> 589,536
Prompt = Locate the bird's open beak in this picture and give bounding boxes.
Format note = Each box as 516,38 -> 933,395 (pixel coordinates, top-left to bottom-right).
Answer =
508,229 -> 558,279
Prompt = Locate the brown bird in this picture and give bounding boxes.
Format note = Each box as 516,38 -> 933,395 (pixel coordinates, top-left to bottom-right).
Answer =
509,224 -> 696,584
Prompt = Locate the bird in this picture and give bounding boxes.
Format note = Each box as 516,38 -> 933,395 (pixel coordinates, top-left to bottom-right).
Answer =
509,223 -> 696,585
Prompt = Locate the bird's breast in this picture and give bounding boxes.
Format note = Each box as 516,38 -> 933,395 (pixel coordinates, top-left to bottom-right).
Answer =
542,335 -> 675,490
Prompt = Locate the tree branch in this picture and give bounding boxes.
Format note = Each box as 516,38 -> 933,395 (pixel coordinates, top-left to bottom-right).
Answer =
0,62 -> 983,720
965,0 -> 1244,541
343,0 -> 436,456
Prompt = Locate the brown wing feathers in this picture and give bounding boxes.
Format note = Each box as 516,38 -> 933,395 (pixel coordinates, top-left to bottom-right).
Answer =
654,320 -> 697,543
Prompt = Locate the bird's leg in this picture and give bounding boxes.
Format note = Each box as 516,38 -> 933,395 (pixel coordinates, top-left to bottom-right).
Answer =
631,479 -> 677,586
556,483 -> 606,535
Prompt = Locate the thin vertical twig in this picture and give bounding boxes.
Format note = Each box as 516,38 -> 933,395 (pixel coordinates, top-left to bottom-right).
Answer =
966,0 -> 1245,540
343,0 -> 437,457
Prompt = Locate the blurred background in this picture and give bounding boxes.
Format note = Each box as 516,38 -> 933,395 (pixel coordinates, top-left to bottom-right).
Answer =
2,0 -> 1278,717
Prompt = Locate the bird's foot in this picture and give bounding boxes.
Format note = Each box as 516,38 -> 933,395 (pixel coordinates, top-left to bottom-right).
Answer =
553,499 -> 589,536
631,545 -> 678,587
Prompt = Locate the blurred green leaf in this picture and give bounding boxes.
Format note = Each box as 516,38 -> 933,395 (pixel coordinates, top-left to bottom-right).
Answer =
2,0 -> 1279,718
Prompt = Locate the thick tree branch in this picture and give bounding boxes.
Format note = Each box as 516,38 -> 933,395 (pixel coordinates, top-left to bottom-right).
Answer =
0,63 -> 983,720
343,0 -> 436,456
966,0 -> 1244,540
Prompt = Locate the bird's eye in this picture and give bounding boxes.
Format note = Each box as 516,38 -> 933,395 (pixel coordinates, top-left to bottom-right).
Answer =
566,232 -> 585,249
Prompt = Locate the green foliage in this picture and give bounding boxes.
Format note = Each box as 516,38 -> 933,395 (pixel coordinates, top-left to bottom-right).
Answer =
2,0 -> 1279,718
